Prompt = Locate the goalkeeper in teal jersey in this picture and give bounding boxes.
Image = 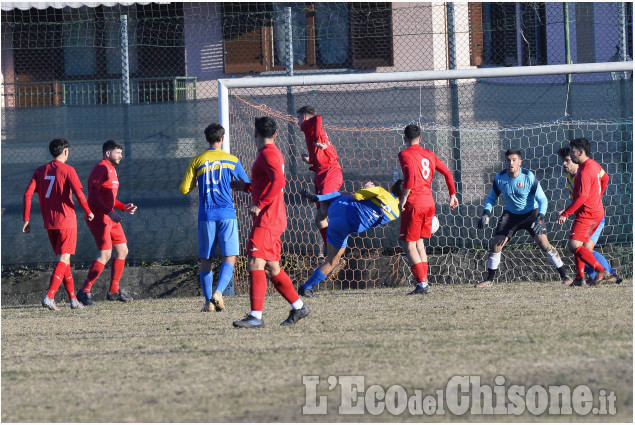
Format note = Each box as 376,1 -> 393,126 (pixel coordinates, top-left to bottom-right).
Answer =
475,149 -> 572,288
180,123 -> 250,312
297,180 -> 403,298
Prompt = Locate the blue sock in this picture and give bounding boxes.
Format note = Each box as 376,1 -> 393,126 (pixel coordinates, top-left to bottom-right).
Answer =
200,272 -> 214,301
215,263 -> 234,295
302,268 -> 328,290
593,251 -> 614,274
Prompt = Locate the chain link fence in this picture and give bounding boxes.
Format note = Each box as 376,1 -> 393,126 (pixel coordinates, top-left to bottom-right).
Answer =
1,2 -> 632,289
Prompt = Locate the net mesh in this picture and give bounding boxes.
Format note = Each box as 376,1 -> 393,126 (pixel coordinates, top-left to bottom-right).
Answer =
1,2 -> 632,291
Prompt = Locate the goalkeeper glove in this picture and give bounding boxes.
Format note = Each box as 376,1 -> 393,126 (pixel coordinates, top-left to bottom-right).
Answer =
531,214 -> 545,235
300,188 -> 319,203
478,212 -> 490,229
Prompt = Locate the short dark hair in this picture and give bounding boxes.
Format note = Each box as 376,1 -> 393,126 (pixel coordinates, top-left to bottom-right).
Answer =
49,137 -> 70,157
569,138 -> 591,156
557,146 -> 571,160
204,123 -> 225,144
403,124 -> 421,141
505,148 -> 523,159
391,179 -> 404,198
296,106 -> 316,115
102,140 -> 123,156
254,117 -> 277,139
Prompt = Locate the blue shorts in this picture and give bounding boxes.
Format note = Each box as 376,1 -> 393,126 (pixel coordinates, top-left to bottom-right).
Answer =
198,219 -> 239,259
589,216 -> 605,244
326,199 -> 352,249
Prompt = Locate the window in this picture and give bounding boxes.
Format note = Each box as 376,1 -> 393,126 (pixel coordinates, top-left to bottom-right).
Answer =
222,2 -> 393,74
469,2 -> 547,67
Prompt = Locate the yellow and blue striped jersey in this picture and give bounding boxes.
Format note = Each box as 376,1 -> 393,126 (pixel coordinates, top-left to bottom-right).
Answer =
566,168 -> 605,199
180,148 -> 250,221
352,186 -> 400,222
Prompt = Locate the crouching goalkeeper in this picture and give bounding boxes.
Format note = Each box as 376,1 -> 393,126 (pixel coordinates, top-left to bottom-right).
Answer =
476,149 -> 572,288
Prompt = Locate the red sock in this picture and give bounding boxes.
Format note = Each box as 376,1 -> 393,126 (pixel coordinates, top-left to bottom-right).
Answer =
271,269 -> 300,304
575,256 -> 586,280
319,227 -> 328,247
410,263 -> 423,283
82,260 -> 105,293
249,270 -> 267,312
574,246 -> 604,273
46,261 -> 67,299
63,264 -> 77,299
109,259 -> 125,294
421,262 -> 429,282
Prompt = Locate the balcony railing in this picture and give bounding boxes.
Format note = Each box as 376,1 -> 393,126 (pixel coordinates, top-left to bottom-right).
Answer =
1,77 -> 197,108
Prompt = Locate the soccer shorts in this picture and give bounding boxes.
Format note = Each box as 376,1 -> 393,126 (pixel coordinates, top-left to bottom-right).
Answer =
247,226 -> 283,261
569,216 -> 603,243
495,209 -> 539,239
198,219 -> 239,259
47,228 -> 77,255
399,205 -> 436,241
314,167 -> 343,210
86,215 -> 127,250
589,216 -> 606,244
325,198 -> 352,249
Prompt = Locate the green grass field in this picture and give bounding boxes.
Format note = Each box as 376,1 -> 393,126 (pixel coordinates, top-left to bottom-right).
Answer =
2,281 -> 632,422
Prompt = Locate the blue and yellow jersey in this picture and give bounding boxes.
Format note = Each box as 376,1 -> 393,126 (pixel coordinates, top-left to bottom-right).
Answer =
566,168 -> 605,199
180,148 -> 250,221
350,186 -> 400,232
484,168 -> 548,215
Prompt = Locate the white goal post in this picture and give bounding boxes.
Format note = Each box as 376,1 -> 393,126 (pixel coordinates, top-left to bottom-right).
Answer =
218,62 -> 633,151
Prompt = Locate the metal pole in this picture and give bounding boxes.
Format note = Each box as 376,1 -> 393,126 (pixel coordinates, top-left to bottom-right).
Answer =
447,3 -> 464,248
563,3 -> 572,85
120,14 -> 134,265
515,3 -> 523,66
618,2 -> 629,79
285,7 -> 298,175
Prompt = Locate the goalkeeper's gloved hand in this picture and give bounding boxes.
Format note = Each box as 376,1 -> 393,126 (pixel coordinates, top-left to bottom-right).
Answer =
531,214 -> 545,235
300,188 -> 319,203
478,212 -> 490,229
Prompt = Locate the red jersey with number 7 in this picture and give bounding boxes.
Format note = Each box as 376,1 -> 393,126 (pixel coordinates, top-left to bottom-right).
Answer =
23,160 -> 91,229
398,145 -> 456,208
562,158 -> 604,220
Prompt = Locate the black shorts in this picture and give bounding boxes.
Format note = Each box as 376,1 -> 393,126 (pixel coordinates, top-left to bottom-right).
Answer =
495,209 -> 539,239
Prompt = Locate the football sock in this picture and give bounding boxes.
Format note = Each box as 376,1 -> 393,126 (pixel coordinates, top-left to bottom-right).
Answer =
215,262 -> 234,295
250,310 -> 263,320
410,263 -> 425,284
82,260 -> 105,293
291,299 -> 304,310
585,251 -> 614,279
319,227 -> 328,247
421,261 -> 429,282
416,281 -> 429,289
302,268 -> 327,290
46,261 -> 67,299
63,263 -> 77,299
200,271 -> 214,301
249,270 -> 267,313
486,252 -> 501,281
109,258 -> 125,293
544,246 -> 564,268
271,269 -> 300,305
575,256 -> 586,280
574,246 -> 604,273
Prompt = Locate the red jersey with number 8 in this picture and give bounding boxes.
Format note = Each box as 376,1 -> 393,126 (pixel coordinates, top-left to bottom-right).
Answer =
398,145 -> 456,208
23,160 -> 90,229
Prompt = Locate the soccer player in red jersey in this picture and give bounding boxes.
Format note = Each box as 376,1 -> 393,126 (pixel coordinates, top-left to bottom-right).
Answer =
397,124 -> 459,295
557,138 -> 616,286
297,106 -> 343,250
231,117 -> 309,328
23,137 -> 94,310
78,140 -> 138,306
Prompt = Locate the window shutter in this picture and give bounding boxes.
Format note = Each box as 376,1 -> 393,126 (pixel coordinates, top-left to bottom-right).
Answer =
222,2 -> 272,74
469,3 -> 484,67
350,3 -> 393,68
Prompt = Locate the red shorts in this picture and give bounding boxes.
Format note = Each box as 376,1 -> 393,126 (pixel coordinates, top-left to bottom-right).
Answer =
47,228 -> 77,255
86,215 -> 127,250
569,216 -> 602,243
399,205 -> 435,241
247,226 -> 283,261
314,167 -> 343,210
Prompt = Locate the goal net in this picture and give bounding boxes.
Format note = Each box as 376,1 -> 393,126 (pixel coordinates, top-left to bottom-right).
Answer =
222,69 -> 632,293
